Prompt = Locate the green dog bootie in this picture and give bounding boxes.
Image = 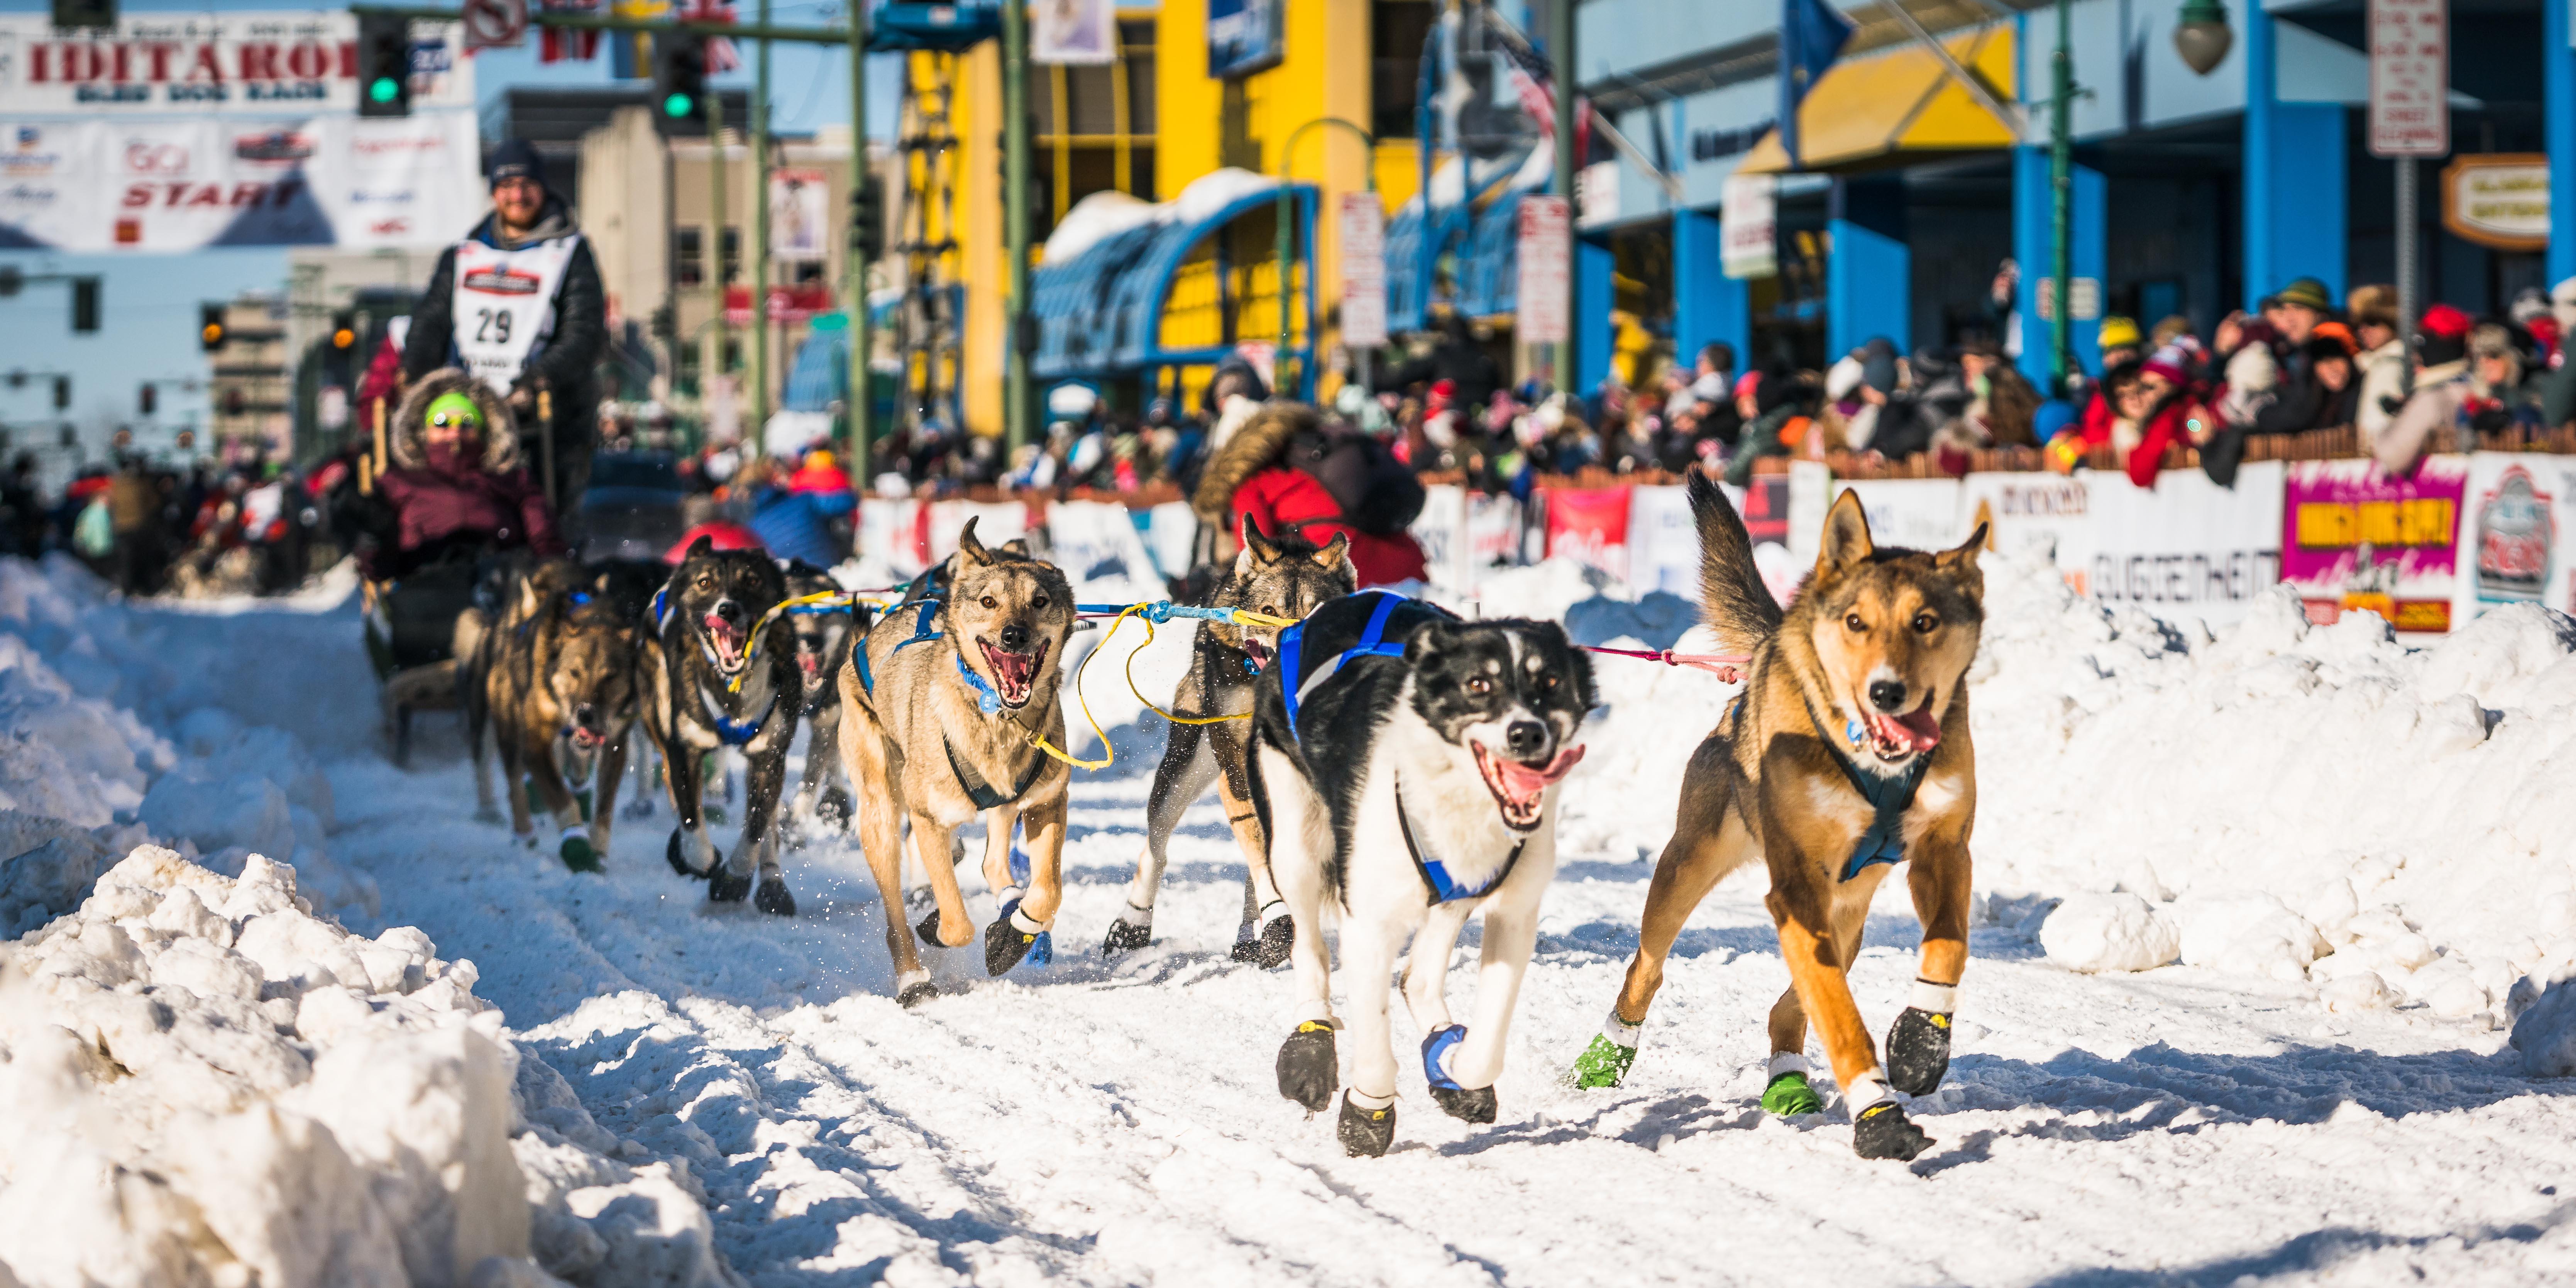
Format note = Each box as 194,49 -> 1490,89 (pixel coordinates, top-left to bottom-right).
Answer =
1563,1008 -> 1645,1089
558,826 -> 601,873
1762,1070 -> 1823,1117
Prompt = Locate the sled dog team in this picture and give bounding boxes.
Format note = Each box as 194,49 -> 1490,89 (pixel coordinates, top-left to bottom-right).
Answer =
461,476 -> 1987,1161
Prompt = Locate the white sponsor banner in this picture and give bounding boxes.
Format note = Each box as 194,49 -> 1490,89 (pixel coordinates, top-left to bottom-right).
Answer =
0,13 -> 474,116
2455,452 -> 2576,624
1628,484 -> 1700,597
1787,463 -> 1965,564
1041,499 -> 1159,590
1031,0 -> 1117,65
1515,194 -> 1569,345
2084,461 -> 2285,631
1960,470 -> 2095,581
1337,191 -> 1386,348
0,111 -> 481,251
1411,482 -> 1467,591
1141,501 -> 1197,580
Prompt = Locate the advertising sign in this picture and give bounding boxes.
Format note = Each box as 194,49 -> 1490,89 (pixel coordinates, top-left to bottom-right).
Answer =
768,166 -> 827,260
1789,464 -> 1965,565
0,111 -> 483,251
1543,486 -> 1630,583
0,12 -> 475,116
2455,452 -> 2576,623
1337,191 -> 1387,348
1412,482 -> 1466,589
2440,154 -> 2548,252
1031,0 -> 1116,66
1206,0 -> 1282,78
1720,173 -> 1776,279
1961,470 -> 2094,586
2368,0 -> 2448,158
2282,456 -> 2466,632
2086,461 -> 2285,630
1627,485 -> 1698,597
1515,194 -> 1571,345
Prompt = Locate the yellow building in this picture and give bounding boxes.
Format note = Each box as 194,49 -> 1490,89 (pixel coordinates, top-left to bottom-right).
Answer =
896,1 -> 1431,438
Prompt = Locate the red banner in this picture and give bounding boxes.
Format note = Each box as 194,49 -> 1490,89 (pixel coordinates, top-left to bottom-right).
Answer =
724,282 -> 834,326
1544,487 -> 1631,582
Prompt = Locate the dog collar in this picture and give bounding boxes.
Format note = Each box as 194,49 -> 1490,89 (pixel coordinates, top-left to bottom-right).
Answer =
955,652 -> 1005,715
711,696 -> 775,746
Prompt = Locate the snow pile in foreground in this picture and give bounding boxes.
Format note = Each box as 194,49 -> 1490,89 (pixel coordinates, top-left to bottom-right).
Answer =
0,845 -> 734,1288
1466,548 -> 2576,1056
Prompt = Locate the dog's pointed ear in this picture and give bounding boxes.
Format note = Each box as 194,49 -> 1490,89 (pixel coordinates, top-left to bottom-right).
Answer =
1239,513 -> 1280,564
1312,531 -> 1352,571
1402,618 -> 1452,666
684,535 -> 714,562
1939,522 -> 1988,573
957,516 -> 993,567
999,537 -> 1030,559
1818,488 -> 1874,575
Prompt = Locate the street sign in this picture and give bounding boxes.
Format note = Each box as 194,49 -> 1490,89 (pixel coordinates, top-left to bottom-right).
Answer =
1721,174 -> 1777,280
2441,153 -> 2549,250
1516,194 -> 1571,346
461,0 -> 528,50
1337,192 -> 1387,349
2368,0 -> 2448,158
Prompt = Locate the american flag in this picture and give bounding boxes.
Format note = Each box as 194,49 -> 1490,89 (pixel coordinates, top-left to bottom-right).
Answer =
539,0 -> 603,63
1492,32 -> 1594,164
676,0 -> 742,73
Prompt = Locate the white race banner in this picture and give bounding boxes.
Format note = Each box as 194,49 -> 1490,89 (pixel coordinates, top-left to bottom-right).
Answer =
1627,484 -> 1701,597
1788,463 -> 1966,564
0,13 -> 475,116
1337,191 -> 1386,348
2455,452 -> 2576,624
0,111 -> 482,251
2084,461 -> 2285,630
1515,194 -> 1570,345
1410,482 -> 1467,591
1960,471 -> 2096,584
1721,173 -> 1777,279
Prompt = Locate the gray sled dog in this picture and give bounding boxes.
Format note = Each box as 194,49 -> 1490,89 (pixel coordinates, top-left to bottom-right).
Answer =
466,558 -> 643,872
638,537 -> 806,912
834,519 -> 1079,1006
1102,515 -> 1354,963
1252,591 -> 1597,1156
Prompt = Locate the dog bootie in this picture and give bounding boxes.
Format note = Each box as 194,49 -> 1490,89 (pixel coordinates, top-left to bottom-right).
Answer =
1422,1025 -> 1496,1123
984,899 -> 1048,976
1564,1009 -> 1643,1090
665,828 -> 715,878
1337,1090 -> 1398,1158
1851,1097 -> 1933,1162
1229,900 -> 1294,969
558,826 -> 601,874
917,909 -> 958,948
706,865 -> 753,904
1885,983 -> 1957,1096
755,876 -> 797,916
1276,1020 -> 1338,1112
1762,1072 -> 1823,1117
1101,902 -> 1153,956
895,971 -> 938,1009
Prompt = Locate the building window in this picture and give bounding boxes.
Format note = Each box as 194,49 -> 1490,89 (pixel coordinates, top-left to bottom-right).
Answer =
1372,0 -> 1435,141
675,227 -> 705,289
720,227 -> 741,286
794,260 -> 826,286
676,335 -> 702,394
1033,19 -> 1159,237
723,337 -> 743,372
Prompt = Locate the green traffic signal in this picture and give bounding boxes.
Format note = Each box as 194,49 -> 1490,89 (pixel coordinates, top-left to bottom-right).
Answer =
369,77 -> 401,105
662,92 -> 694,119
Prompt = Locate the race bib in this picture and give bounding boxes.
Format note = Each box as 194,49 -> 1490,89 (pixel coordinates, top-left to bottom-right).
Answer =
450,234 -> 581,398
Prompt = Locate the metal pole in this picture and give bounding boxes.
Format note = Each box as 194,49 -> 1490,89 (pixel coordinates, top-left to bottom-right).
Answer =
846,12 -> 871,489
1550,0 -> 1577,395
2397,154 -> 2418,395
2049,0 -> 2072,389
1002,0 -> 1032,452
709,90 -> 729,434
751,0 -> 770,441
1276,186 -> 1294,395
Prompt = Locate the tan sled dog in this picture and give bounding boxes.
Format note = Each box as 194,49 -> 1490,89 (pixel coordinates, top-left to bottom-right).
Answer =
835,519 -> 1078,1007
1568,475 -> 1984,1161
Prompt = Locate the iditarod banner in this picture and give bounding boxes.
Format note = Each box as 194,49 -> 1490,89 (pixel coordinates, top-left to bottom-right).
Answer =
2454,452 -> 2576,624
2282,456 -> 2468,633
0,12 -> 474,117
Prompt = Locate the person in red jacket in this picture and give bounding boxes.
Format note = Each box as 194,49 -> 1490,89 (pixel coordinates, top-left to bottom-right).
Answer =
2048,349 -> 2215,486
1190,401 -> 1427,586
357,369 -> 564,579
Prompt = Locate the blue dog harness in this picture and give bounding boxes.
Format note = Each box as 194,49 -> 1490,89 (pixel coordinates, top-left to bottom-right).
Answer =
711,696 -> 775,746
1275,589 -> 1413,746
1803,694 -> 1931,883
851,597 -> 944,697
1395,777 -> 1527,903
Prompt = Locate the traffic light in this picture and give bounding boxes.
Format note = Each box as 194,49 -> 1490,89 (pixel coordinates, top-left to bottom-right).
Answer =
52,376 -> 69,411
0,265 -> 20,298
200,303 -> 226,351
51,0 -> 115,31
357,14 -> 412,119
330,309 -> 358,351
71,276 -> 99,333
851,175 -> 885,263
654,36 -> 708,124
138,383 -> 155,416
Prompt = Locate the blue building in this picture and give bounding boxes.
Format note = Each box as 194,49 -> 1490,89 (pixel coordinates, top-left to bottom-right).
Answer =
1571,0 -> 2565,387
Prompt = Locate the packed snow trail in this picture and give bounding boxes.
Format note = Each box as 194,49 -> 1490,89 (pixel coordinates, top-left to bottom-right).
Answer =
7,552 -> 2576,1285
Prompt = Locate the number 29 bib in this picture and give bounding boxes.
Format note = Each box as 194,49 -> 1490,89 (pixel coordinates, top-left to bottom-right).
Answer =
450,234 -> 582,398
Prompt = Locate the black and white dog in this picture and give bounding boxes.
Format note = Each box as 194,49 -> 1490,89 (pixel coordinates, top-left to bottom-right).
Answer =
1251,591 -> 1597,1157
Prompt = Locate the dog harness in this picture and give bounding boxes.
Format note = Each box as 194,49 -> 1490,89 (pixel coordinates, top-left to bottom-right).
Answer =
851,597 -> 944,697
1276,590 -> 1420,746
710,696 -> 775,746
1802,694 -> 1931,883
943,736 -> 1046,811
1394,776 -> 1526,904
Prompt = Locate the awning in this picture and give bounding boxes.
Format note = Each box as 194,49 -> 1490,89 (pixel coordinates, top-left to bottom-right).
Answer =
1737,25 -> 2017,176
1030,170 -> 1316,384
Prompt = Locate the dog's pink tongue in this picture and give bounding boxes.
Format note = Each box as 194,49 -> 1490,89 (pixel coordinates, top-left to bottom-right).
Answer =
1495,745 -> 1586,798
1874,706 -> 1943,752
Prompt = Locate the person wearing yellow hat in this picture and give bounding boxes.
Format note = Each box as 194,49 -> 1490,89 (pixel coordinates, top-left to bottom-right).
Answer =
2097,315 -> 2143,369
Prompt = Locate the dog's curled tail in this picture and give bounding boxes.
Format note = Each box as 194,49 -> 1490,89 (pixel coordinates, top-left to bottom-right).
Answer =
1686,470 -> 1782,657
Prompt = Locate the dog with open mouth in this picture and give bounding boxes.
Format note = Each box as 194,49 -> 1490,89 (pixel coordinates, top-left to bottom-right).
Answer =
1102,515 -> 1355,965
781,560 -> 868,839
834,519 -> 1077,1006
1565,476 -> 1986,1163
1249,590 -> 1597,1157
637,536 -> 806,913
465,558 -> 642,872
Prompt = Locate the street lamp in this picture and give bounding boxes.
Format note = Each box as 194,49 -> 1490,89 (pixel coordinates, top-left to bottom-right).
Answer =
2174,0 -> 2233,76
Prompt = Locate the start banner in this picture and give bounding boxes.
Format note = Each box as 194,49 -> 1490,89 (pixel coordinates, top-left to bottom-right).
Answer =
2282,456 -> 2468,633
0,12 -> 474,117
0,112 -> 481,250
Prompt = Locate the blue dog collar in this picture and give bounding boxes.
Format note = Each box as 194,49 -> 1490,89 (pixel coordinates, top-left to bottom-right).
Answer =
955,652 -> 1005,714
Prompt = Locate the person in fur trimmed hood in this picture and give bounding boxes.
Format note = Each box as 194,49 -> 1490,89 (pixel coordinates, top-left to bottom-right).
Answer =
357,368 -> 565,580
1190,401 -> 1428,587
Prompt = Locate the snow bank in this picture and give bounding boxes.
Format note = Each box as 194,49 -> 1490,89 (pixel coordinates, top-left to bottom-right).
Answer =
0,846 -> 733,1288
1466,548 -> 2576,1028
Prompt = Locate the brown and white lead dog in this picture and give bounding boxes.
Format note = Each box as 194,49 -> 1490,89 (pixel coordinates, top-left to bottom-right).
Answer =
1569,475 -> 1985,1162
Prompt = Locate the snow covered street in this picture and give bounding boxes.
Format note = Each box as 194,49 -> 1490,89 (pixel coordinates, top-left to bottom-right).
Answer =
7,552 -> 2576,1285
